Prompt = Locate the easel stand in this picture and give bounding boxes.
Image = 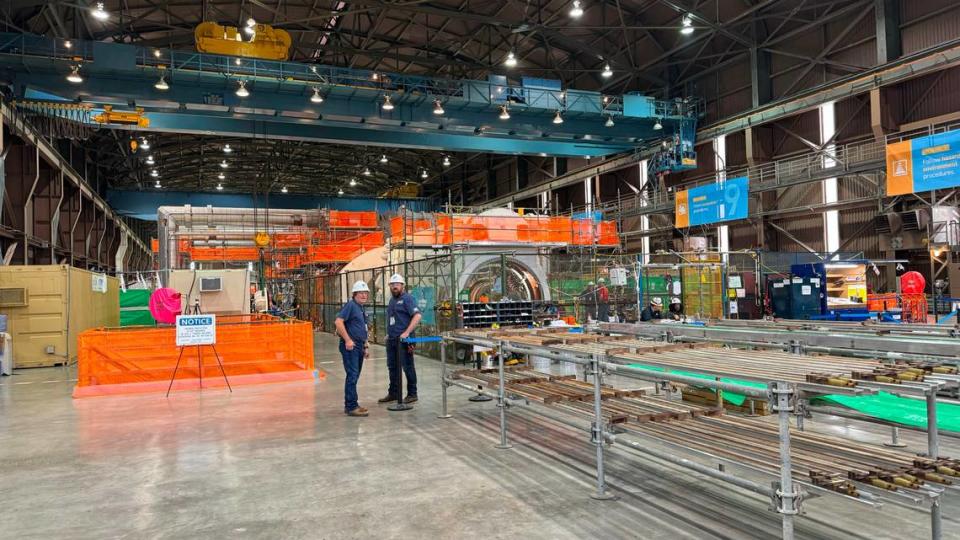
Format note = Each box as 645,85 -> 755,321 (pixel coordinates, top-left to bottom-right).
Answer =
166,302 -> 233,398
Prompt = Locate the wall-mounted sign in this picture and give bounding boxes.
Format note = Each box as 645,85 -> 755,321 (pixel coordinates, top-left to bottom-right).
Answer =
886,131 -> 960,195
675,176 -> 749,228
91,273 -> 108,293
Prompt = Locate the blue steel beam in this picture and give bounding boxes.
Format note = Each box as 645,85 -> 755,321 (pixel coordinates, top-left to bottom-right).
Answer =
0,33 -> 698,157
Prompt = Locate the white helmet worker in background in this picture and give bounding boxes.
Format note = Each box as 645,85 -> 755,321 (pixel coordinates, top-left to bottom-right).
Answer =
389,273 -> 405,285
668,296 -> 684,320
336,279 -> 372,417
641,297 -> 663,322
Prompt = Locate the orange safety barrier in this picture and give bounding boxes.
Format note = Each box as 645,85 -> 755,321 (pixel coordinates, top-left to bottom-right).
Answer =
389,214 -> 619,246
866,293 -> 899,312
901,293 -> 929,323
329,210 -> 378,229
73,314 -> 318,398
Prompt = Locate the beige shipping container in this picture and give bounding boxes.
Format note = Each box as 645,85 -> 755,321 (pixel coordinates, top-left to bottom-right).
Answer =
0,265 -> 119,368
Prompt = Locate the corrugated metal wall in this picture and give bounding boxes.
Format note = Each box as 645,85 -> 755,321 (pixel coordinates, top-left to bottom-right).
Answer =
901,0 -> 960,54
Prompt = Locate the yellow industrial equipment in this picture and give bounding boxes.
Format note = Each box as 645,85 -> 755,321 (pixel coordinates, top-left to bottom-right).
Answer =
381,182 -> 421,198
93,105 -> 149,127
194,22 -> 292,61
253,231 -> 271,248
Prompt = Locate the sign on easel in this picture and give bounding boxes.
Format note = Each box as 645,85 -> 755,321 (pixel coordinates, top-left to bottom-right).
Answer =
176,315 -> 217,346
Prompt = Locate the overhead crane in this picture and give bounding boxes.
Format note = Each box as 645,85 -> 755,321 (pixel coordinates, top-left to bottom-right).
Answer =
0,32 -> 700,159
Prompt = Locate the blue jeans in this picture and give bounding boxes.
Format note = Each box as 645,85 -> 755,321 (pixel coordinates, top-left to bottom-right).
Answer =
386,337 -> 417,397
339,340 -> 365,412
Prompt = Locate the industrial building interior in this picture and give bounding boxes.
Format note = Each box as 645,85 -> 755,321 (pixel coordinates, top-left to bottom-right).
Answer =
2,1 -> 960,538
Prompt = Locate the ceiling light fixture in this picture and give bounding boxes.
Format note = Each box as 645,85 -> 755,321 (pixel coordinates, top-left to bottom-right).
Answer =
66,65 -> 82,84
601,64 -> 613,78
140,137 -> 150,150
362,167 -> 371,176
234,58 -> 242,66
338,188 -> 344,195
223,144 -> 232,154
653,119 -> 663,130
499,105 -> 510,120
381,95 -> 394,110
433,99 -> 444,115
146,155 -> 155,165
150,169 -> 159,177
154,180 -> 162,189
681,15 -> 694,35
216,183 -> 224,191
553,111 -> 564,124
504,51 -> 517,68
380,154 -> 388,163
235,80 -> 249,97
569,0 -> 584,18
64,40 -> 72,49
220,160 -> 229,169
154,75 -> 169,90
350,178 -> 358,186
218,172 -> 225,180
281,186 -> 288,193
442,155 -> 451,167
605,116 -> 615,128
310,87 -> 324,104
421,169 -> 428,179
92,2 -> 109,21
244,18 -> 256,34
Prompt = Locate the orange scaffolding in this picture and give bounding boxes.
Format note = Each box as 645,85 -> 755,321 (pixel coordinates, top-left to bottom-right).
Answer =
73,314 -> 318,398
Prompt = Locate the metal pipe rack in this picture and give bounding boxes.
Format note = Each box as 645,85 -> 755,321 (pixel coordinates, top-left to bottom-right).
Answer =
438,331 -> 954,540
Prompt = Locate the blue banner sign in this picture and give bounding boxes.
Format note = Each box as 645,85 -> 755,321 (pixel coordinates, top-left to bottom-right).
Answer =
675,176 -> 749,228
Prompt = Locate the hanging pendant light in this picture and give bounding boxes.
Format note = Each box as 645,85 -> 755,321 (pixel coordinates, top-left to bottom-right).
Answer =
154,75 -> 169,90
216,183 -> 224,191
499,105 -> 510,120
310,87 -> 324,104
601,64 -> 613,78
381,95 -> 394,110
235,80 -> 249,97
653,119 -> 663,130
380,154 -> 388,163
604,116 -> 615,128
433,99 -> 445,115
504,51 -> 517,68
442,155 -> 451,167
569,1 -> 584,18
66,65 -> 83,84
553,111 -> 564,124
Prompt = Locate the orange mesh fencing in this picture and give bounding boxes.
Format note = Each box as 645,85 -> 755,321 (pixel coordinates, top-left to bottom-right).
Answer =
74,314 -> 317,398
329,210 -> 378,229
388,214 -> 619,246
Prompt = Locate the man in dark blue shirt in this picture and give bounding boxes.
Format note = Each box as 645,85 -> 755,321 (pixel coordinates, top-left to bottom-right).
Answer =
379,273 -> 422,404
335,280 -> 371,416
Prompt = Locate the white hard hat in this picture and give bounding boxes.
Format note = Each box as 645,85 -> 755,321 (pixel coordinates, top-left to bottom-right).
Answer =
598,277 -> 606,283
587,280 -> 595,286
651,297 -> 663,305
389,273 -> 405,284
352,280 -> 370,293
670,297 -> 681,304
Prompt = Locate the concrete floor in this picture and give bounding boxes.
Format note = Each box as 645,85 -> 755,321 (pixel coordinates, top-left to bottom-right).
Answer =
0,332 -> 957,539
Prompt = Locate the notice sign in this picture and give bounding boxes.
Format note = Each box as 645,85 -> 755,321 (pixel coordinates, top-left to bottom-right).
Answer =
887,131 -> 960,195
176,314 -> 216,346
675,176 -> 749,228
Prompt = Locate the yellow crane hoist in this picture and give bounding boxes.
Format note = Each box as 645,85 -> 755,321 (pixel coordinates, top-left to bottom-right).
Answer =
93,105 -> 149,127
195,21 -> 292,61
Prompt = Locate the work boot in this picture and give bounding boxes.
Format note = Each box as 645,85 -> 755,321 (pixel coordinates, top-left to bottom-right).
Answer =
403,395 -> 418,404
346,407 -> 369,417
378,394 -> 398,403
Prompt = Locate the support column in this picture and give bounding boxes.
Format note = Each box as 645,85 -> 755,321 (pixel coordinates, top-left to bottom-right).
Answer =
438,339 -> 452,419
772,381 -> 799,539
589,353 -> 616,500
875,0 -> 902,64
495,340 -> 512,450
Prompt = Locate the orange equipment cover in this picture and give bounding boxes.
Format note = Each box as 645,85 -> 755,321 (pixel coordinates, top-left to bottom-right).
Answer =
73,314 -> 316,398
329,210 -> 378,229
388,214 -> 619,246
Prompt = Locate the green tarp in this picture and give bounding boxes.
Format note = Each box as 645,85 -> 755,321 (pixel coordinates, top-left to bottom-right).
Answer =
812,392 -> 960,433
119,289 -> 155,327
628,363 -> 960,432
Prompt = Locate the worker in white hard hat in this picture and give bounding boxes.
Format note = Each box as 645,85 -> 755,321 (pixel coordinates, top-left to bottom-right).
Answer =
335,280 -> 371,417
640,297 -> 663,322
668,296 -> 684,321
379,273 -> 422,405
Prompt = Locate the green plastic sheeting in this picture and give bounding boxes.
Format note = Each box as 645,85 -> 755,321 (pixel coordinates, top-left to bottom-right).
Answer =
812,392 -> 960,433
119,289 -> 155,327
627,363 -> 765,406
